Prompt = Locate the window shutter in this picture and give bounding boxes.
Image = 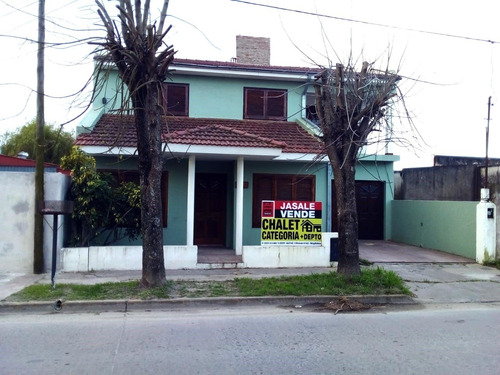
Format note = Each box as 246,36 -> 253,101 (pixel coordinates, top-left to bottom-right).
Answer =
252,175 -> 273,227
276,176 -> 293,200
163,83 -> 189,116
267,90 -> 286,119
244,88 -> 287,120
245,89 -> 265,118
296,177 -> 314,201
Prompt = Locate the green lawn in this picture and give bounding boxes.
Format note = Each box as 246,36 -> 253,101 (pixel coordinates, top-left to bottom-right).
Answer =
6,267 -> 411,302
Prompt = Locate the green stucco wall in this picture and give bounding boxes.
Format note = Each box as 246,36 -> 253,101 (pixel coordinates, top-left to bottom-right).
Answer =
391,200 -> 477,259
93,155 -> 397,247
83,70 -> 308,125
161,159 -> 235,247
356,157 -> 397,240
163,158 -> 189,245
170,73 -> 306,121
163,159 -> 329,247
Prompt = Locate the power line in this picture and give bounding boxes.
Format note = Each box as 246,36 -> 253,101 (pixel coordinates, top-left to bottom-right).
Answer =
0,0 -> 94,33
231,0 -> 500,45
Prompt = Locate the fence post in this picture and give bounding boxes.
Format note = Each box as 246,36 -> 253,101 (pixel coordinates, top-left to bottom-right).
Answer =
476,189 -> 496,263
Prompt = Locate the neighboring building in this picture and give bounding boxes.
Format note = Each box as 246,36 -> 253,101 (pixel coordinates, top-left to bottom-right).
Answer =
69,36 -> 399,270
0,153 -> 65,173
395,155 -> 500,201
0,154 -> 70,273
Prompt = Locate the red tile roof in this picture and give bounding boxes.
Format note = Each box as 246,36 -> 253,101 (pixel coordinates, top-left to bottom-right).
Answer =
76,114 -> 323,155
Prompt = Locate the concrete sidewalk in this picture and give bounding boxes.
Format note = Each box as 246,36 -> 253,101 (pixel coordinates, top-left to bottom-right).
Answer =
3,262 -> 500,302
378,262 -> 500,304
1,242 -> 500,312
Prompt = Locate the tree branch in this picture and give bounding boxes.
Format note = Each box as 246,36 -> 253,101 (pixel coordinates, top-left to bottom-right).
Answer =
157,0 -> 170,36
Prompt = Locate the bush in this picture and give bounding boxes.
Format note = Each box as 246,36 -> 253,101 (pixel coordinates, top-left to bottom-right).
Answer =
61,147 -> 141,245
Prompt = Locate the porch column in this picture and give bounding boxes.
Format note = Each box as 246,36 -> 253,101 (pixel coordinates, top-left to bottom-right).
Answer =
235,156 -> 244,255
186,155 -> 196,246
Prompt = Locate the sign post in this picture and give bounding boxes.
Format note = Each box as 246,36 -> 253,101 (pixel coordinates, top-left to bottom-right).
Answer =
261,200 -> 322,246
40,200 -> 73,288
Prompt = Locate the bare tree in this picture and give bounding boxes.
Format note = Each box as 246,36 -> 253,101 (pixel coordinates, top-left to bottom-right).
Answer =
95,0 -> 175,287
314,61 -> 401,277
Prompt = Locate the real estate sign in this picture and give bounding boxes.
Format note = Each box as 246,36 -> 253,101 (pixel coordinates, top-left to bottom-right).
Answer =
261,200 -> 322,246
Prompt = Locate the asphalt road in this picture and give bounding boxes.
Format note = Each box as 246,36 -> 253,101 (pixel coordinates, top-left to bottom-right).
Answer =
1,304 -> 500,375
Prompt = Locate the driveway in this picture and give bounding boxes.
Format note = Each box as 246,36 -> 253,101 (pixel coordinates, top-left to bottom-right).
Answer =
358,241 -> 500,304
359,240 -> 473,263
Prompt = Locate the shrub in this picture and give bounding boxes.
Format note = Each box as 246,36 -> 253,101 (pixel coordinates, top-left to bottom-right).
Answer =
61,147 -> 141,245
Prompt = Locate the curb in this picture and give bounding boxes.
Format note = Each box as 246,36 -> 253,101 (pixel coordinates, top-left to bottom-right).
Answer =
0,294 -> 416,314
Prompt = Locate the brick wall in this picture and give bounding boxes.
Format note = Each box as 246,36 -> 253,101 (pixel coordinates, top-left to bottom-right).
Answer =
236,35 -> 270,65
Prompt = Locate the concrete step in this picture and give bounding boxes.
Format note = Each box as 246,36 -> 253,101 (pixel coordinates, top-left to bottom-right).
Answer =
196,262 -> 245,270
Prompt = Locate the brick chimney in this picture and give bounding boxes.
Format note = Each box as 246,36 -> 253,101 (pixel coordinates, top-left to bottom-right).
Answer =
236,35 -> 270,65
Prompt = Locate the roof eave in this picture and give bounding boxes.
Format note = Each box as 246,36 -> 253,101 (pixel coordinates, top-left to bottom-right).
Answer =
173,65 -> 316,82
79,144 -> 286,161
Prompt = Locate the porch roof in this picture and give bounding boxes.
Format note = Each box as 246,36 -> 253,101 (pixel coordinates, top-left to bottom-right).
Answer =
75,114 -> 324,156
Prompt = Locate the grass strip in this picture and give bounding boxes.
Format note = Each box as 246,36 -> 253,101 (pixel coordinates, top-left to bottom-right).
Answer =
7,280 -> 172,301
6,267 -> 410,302
235,267 -> 410,296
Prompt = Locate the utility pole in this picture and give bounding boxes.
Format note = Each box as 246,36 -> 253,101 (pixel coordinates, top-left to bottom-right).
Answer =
485,96 -> 492,191
34,0 -> 45,273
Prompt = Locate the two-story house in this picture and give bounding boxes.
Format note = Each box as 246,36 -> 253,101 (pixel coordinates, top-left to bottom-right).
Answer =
65,36 -> 399,271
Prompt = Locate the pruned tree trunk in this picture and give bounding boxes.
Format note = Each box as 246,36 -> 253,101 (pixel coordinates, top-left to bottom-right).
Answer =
331,159 -> 360,276
95,0 -> 175,287
133,83 -> 166,287
323,103 -> 362,277
315,62 -> 400,278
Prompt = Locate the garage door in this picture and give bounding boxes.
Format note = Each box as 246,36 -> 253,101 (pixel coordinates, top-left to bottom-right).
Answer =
331,180 -> 385,240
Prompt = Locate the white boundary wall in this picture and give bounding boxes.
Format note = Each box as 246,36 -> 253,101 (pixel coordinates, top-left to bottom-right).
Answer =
61,244 -> 331,271
0,172 -> 70,273
61,246 -> 199,272
241,246 -> 330,268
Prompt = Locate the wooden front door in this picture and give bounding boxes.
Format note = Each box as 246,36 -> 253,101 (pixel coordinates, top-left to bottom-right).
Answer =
194,173 -> 227,245
331,180 -> 385,240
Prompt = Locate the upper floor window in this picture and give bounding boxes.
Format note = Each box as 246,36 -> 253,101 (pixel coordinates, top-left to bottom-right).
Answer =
162,83 -> 189,116
305,92 -> 319,124
244,88 -> 287,120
